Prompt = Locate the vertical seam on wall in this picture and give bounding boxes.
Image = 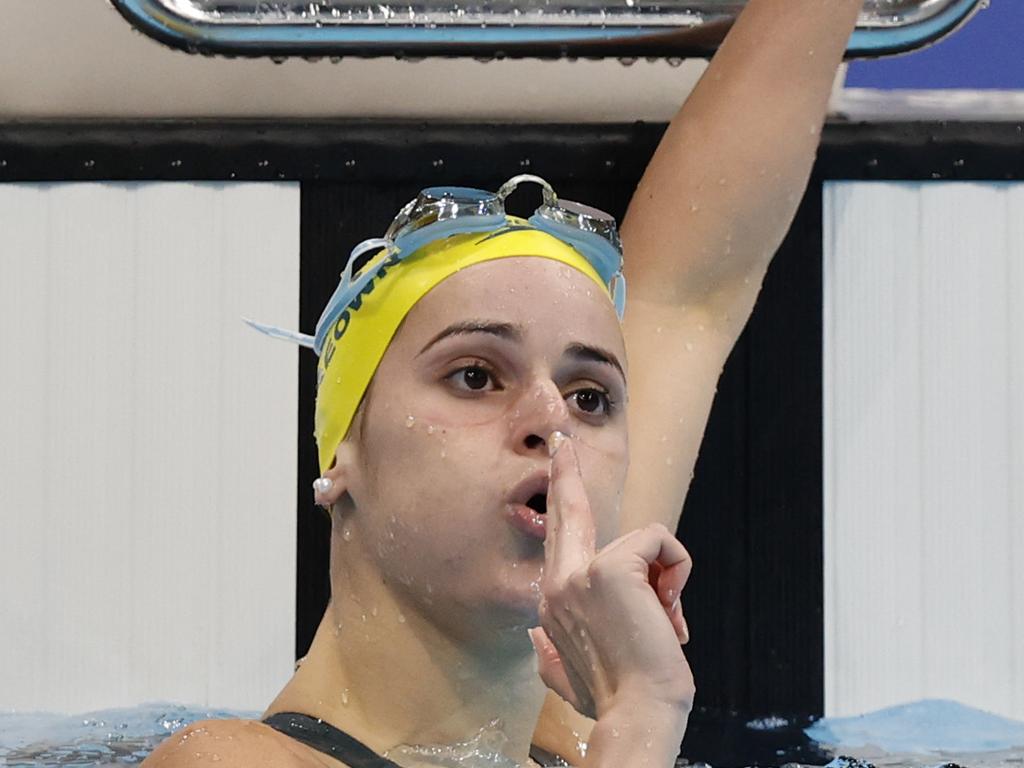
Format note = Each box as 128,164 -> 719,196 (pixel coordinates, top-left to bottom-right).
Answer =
1003,184 -> 1020,711
915,184 -> 926,693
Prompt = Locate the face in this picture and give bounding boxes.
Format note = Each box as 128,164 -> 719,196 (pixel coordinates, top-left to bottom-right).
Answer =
336,257 -> 629,643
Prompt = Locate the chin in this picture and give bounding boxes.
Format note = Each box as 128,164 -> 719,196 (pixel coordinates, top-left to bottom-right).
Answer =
485,564 -> 544,624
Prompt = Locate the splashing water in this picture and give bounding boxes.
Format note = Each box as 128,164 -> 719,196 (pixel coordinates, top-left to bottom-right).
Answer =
384,718 -> 526,767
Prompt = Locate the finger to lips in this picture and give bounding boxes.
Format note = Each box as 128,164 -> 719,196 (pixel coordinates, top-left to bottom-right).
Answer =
544,431 -> 596,582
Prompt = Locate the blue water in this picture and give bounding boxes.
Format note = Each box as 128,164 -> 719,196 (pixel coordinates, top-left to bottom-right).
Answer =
0,705 -> 257,767
1,700 -> 1023,767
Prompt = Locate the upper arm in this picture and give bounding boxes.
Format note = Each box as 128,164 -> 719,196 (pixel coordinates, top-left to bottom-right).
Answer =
619,279 -> 761,536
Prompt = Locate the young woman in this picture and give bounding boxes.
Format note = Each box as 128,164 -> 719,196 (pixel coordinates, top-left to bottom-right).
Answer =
146,1 -> 864,765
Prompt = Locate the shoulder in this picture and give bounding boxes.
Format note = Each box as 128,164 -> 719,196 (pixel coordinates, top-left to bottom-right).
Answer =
142,718 -> 339,768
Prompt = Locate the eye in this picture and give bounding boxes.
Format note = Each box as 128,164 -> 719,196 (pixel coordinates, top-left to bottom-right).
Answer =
445,363 -> 500,393
568,388 -> 615,417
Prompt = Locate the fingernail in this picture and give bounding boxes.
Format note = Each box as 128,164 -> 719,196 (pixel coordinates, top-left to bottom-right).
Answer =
548,430 -> 567,457
527,627 -> 541,651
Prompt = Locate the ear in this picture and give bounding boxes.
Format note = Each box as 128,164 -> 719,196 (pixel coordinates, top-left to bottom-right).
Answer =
313,440 -> 360,510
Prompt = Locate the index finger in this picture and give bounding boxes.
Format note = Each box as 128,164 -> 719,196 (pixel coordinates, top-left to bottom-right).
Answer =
544,431 -> 596,583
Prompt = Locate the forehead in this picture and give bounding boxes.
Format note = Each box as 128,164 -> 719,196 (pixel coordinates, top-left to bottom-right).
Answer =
393,257 -> 625,359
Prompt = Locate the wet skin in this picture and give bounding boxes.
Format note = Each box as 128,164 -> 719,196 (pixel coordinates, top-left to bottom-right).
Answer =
333,256 -> 631,646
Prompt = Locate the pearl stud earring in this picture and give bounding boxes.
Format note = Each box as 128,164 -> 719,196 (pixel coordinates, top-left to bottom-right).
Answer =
312,477 -> 334,494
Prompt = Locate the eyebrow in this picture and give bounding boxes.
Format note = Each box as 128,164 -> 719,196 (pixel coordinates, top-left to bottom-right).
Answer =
418,319 -> 626,382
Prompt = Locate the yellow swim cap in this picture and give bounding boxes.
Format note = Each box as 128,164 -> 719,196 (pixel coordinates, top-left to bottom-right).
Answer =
314,218 -> 611,473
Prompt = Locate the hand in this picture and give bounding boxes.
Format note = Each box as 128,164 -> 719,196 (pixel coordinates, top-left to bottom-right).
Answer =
528,433 -> 695,721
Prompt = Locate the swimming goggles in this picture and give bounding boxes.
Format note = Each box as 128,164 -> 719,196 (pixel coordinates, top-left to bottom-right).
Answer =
246,174 -> 626,355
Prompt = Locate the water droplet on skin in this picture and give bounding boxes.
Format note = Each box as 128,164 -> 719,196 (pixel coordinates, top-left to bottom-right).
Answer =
611,728 -> 620,738
342,526 -> 353,541
341,689 -> 350,705
665,457 -> 673,466
405,415 -> 416,428
697,323 -> 705,332
426,424 -> 435,435
397,613 -> 406,623
655,326 -> 663,334
685,342 -> 694,351
361,612 -> 367,622
371,605 -> 378,617
689,203 -> 700,213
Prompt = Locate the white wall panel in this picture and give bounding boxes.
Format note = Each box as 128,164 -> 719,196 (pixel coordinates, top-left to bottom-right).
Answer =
823,181 -> 1024,721
0,182 -> 300,713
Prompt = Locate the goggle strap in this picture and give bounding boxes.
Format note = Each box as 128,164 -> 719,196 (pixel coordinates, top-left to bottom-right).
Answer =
343,237 -> 392,288
611,274 -> 627,320
242,317 -> 315,350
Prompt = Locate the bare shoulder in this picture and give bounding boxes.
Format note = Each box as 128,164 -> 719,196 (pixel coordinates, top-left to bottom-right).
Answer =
142,718 -> 340,768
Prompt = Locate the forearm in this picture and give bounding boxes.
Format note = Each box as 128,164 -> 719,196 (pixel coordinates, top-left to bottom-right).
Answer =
581,698 -> 689,768
622,0 -> 864,304
532,690 -> 594,764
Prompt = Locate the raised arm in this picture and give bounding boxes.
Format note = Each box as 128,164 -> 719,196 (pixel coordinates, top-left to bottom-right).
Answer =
619,0 -> 864,535
534,2 -> 865,759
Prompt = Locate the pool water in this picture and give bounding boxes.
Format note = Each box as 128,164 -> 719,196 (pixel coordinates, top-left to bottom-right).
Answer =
1,701 -> 1022,768
0,705 -> 256,767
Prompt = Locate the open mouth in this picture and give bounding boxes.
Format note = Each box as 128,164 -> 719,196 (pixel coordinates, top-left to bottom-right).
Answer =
525,493 -> 547,515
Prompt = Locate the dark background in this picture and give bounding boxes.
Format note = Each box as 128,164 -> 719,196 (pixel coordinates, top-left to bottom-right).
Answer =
4,119 -> 1022,764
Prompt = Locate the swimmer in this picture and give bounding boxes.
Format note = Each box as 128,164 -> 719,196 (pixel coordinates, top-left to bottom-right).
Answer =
145,1 -> 864,765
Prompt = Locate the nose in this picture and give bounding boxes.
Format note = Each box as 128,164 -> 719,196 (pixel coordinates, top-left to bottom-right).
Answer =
508,379 -> 573,456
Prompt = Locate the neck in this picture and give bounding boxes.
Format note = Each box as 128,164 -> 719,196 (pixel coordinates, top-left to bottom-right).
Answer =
266,553 -> 547,765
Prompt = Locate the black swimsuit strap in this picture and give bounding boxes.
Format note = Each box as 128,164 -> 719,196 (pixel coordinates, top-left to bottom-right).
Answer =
263,711 -> 565,767
263,712 -> 403,768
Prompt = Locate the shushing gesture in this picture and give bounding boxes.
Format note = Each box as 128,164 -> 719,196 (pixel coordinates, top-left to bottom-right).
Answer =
528,431 -> 695,734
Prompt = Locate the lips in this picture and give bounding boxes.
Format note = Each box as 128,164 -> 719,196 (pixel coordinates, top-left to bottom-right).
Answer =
505,471 -> 550,540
